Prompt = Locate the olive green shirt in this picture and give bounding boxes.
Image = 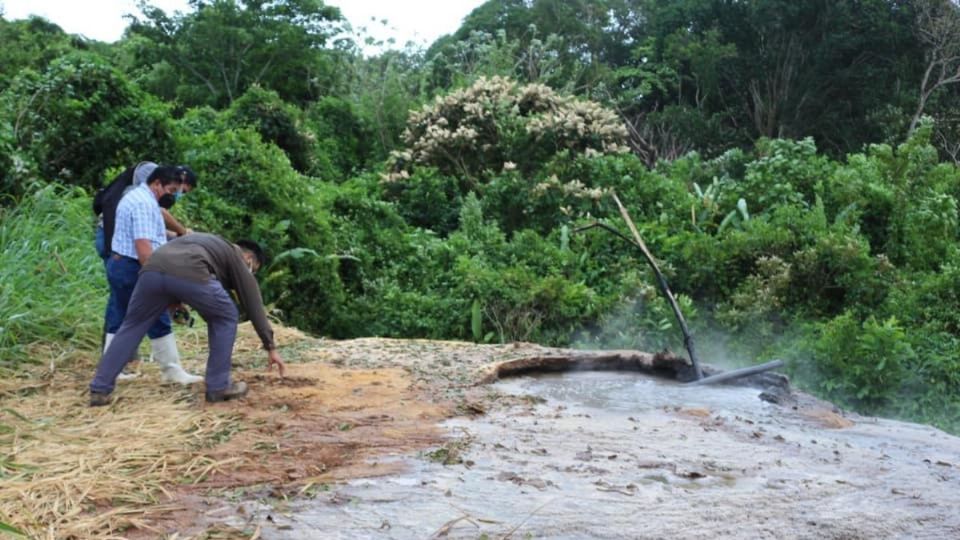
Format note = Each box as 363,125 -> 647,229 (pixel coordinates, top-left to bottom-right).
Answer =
142,233 -> 275,350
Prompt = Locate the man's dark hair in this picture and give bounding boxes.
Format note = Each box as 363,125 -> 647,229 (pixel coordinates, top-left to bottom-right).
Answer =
236,240 -> 266,268
148,165 -> 182,187
175,165 -> 198,188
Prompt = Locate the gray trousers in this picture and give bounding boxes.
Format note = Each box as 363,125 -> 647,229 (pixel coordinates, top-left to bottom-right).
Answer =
90,271 -> 239,395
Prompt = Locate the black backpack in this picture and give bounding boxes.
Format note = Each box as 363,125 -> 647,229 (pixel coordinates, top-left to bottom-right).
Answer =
92,165 -> 136,253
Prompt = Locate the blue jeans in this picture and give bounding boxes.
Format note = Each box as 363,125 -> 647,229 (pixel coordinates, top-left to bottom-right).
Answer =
91,272 -> 239,394
95,226 -> 108,261
105,254 -> 172,338
97,226 -> 113,339
97,226 -> 119,338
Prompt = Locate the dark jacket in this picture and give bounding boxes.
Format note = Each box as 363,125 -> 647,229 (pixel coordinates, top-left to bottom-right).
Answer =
143,233 -> 275,350
93,165 -> 136,255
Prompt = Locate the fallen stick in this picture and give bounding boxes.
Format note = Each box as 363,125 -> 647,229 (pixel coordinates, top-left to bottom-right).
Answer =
611,194 -> 703,380
431,514 -> 477,538
685,359 -> 785,386
574,192 -> 704,380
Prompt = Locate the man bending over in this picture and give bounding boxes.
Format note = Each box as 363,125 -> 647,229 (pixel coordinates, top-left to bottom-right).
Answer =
90,233 -> 286,405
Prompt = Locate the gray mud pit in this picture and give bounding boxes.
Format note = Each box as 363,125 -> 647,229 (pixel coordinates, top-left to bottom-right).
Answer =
229,368 -> 960,539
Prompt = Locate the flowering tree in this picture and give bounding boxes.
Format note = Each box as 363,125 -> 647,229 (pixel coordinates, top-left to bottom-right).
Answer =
383,76 -> 628,184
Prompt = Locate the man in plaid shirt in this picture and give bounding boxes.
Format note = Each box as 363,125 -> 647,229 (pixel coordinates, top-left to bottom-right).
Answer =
104,165 -> 202,385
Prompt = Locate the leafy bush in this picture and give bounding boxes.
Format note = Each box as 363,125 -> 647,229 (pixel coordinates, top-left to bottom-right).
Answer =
893,329 -> 960,434
305,97 -> 375,179
578,282 -> 698,353
454,256 -> 599,344
445,196 -> 604,344
0,52 -> 175,190
883,248 -> 960,334
225,86 -> 315,175
820,144 -> 898,252
176,105 -> 225,137
0,118 -> 39,200
553,153 -> 690,225
822,125 -> 960,271
788,228 -> 889,317
322,176 -> 457,337
738,137 -> 834,212
174,126 -> 344,335
0,15 -> 79,92
715,255 -> 791,341
381,166 -> 463,235
799,312 -> 913,413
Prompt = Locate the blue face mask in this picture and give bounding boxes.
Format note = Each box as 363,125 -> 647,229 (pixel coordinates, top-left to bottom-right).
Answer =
174,190 -> 184,201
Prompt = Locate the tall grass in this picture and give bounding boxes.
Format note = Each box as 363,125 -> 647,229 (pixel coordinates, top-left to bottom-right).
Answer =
0,184 -> 105,366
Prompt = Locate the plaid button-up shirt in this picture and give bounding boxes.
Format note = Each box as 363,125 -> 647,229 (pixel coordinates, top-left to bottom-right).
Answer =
111,184 -> 166,259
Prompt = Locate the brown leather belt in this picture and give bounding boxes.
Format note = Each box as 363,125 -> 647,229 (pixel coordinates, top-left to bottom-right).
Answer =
111,252 -> 138,262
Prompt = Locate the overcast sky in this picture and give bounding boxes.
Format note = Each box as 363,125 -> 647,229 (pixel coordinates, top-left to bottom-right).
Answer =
0,0 -> 482,51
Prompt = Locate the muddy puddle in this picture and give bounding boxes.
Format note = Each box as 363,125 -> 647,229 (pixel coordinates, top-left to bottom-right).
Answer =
498,370 -> 774,416
224,370 -> 960,539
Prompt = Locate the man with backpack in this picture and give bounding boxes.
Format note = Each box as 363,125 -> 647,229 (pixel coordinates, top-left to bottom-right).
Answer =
93,162 -> 198,260
94,163 -> 202,384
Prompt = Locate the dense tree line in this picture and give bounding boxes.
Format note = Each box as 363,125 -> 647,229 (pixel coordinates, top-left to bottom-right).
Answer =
430,0 -> 960,163
2,0 -> 960,433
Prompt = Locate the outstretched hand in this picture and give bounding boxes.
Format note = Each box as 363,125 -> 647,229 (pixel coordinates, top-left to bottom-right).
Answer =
267,349 -> 286,378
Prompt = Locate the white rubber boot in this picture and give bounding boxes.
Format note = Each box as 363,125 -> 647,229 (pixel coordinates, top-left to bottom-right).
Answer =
151,334 -> 203,385
104,333 -> 140,381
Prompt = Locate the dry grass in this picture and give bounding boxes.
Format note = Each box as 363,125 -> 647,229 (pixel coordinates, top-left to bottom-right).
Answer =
0,320 -> 635,538
0,322 -> 253,539
0,359 -> 238,538
0,322 -> 448,539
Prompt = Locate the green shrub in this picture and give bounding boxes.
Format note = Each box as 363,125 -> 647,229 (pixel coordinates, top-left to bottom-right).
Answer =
0,52 -> 175,190
737,137 -> 835,212
0,118 -> 39,200
884,248 -> 960,334
175,126 -> 344,335
382,167 -> 463,235
176,105 -> 225,137
788,229 -> 889,317
225,86 -> 315,175
453,256 -> 599,345
558,153 -> 690,223
0,16 -> 79,93
821,145 -> 897,250
577,281 -> 697,353
883,328 -> 960,432
665,210 -> 798,301
822,124 -> 960,271
895,190 -> 958,270
322,175 -> 466,338
715,255 -> 791,341
305,97 -> 374,179
798,312 -> 913,413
